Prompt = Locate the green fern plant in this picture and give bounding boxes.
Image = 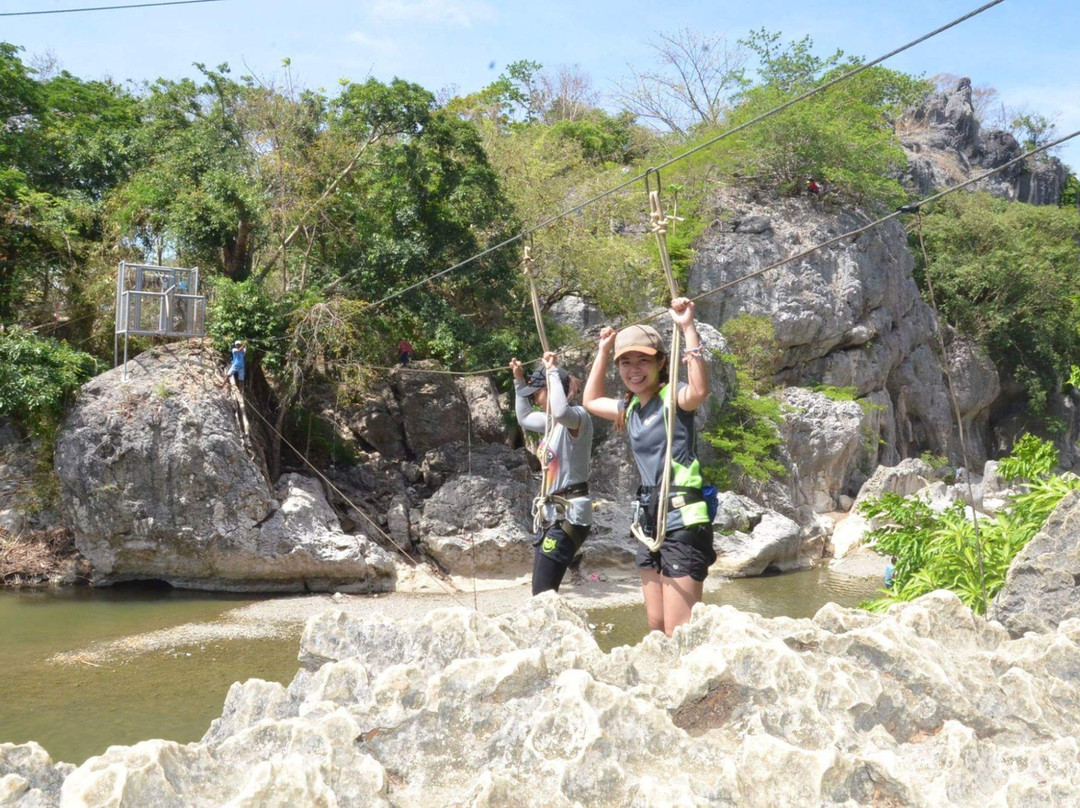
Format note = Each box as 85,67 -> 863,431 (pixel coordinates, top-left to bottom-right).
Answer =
859,435 -> 1080,614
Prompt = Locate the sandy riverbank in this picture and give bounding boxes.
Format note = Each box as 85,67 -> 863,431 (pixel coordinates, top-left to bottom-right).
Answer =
49,548 -> 886,666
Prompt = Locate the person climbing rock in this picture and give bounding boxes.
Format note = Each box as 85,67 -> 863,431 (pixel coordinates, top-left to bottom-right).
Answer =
223,340 -> 247,387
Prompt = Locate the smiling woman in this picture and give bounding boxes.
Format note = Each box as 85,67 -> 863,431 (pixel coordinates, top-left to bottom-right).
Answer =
583,298 -> 713,638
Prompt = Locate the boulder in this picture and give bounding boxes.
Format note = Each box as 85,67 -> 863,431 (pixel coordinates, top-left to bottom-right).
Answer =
53,342 -> 395,592
395,361 -> 473,457
780,387 -> 870,513
713,507 -> 812,576
415,443 -> 536,576
989,488 -> 1080,637
829,458 -> 934,557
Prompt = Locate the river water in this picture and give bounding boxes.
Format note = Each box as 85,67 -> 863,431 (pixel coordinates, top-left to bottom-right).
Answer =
0,567 -> 882,765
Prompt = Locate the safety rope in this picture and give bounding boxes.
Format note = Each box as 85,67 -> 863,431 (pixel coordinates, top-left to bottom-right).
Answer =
522,244 -> 558,534
629,181 -> 685,553
908,208 -> 989,612
522,246 -> 550,355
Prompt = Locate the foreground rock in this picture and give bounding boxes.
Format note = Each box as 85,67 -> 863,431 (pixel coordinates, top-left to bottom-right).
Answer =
53,342 -> 395,592
8,590 -> 1080,806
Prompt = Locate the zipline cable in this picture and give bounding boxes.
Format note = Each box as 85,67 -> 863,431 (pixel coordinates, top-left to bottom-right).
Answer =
353,0 -> 1007,315
343,127 -> 1080,382
232,385 -> 473,608
0,0 -> 223,16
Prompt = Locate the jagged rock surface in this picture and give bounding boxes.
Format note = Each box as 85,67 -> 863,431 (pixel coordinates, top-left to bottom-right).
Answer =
11,591 -> 1080,806
53,342 -> 395,592
989,488 -> 1080,637
902,77 -> 1069,206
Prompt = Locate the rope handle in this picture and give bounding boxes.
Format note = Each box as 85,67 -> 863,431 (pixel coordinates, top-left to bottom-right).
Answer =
522,245 -> 550,355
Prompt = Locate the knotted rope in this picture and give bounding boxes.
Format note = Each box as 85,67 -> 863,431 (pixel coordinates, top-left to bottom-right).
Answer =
522,246 -> 557,533
629,187 -> 684,553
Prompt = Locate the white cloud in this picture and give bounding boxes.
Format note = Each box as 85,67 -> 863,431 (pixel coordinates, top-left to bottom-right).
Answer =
366,0 -> 497,28
345,30 -> 400,55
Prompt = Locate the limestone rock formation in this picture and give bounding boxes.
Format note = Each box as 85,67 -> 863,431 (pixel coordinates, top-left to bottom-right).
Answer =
989,489 -> 1080,637
780,387 -> 872,513
901,77 -> 1069,206
11,591 -> 1080,805
53,342 -> 395,592
689,192 -> 963,474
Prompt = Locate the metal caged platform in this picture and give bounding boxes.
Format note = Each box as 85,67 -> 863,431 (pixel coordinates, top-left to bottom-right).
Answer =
114,262 -> 206,378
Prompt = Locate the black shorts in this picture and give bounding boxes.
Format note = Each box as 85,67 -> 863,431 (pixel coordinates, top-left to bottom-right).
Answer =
635,523 -> 716,581
535,521 -> 590,567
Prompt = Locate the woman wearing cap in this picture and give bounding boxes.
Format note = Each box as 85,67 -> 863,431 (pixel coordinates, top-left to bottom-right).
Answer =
510,350 -> 594,595
583,297 -> 713,636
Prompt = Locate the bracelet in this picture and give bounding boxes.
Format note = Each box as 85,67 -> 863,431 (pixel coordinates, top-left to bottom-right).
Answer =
683,345 -> 705,358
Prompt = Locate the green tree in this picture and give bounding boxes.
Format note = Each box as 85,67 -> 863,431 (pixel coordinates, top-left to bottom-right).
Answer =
724,31 -> 928,205
109,64 -> 264,279
913,192 -> 1080,411
0,327 -> 98,439
0,44 -> 141,325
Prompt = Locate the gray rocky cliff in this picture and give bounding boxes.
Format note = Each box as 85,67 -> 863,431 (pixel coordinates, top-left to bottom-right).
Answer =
53,342 -> 395,592
8,591 -> 1080,805
902,77 -> 1069,206
687,188 -> 999,492
989,488 -> 1080,637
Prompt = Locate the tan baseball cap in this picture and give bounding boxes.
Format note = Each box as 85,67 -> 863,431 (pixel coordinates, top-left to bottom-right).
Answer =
613,324 -> 664,360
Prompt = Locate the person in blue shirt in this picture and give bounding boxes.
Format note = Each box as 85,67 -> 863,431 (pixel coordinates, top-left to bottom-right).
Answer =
884,556 -> 897,588
222,340 -> 247,387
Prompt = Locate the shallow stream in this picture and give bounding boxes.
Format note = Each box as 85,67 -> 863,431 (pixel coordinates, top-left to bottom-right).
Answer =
0,567 -> 883,764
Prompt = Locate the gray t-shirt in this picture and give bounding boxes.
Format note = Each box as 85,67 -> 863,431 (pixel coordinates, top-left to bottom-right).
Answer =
515,374 -> 593,526
623,383 -> 697,488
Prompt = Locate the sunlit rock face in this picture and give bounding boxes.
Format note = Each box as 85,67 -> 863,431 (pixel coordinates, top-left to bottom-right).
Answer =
990,489 -> 1080,637
53,341 -> 395,592
10,591 -> 1080,806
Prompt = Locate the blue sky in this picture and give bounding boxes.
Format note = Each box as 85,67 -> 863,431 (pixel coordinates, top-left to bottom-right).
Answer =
4,0 -> 1079,171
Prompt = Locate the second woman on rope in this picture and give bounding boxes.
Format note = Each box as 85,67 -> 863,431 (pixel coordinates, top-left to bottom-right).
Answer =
511,351 -> 594,595
583,297 -> 714,636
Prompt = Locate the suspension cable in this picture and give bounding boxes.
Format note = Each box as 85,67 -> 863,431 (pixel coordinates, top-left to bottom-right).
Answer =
352,0 -> 1007,315
909,209 -> 989,612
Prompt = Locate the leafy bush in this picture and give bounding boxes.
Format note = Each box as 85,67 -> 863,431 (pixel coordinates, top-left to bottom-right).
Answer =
859,435 -> 1080,614
205,278 -> 292,372
912,193 -> 1080,412
997,432 -> 1059,483
702,374 -> 787,492
0,327 -> 99,438
702,315 -> 787,491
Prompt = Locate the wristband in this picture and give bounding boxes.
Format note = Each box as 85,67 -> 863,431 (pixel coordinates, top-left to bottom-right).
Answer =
683,345 -> 705,358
